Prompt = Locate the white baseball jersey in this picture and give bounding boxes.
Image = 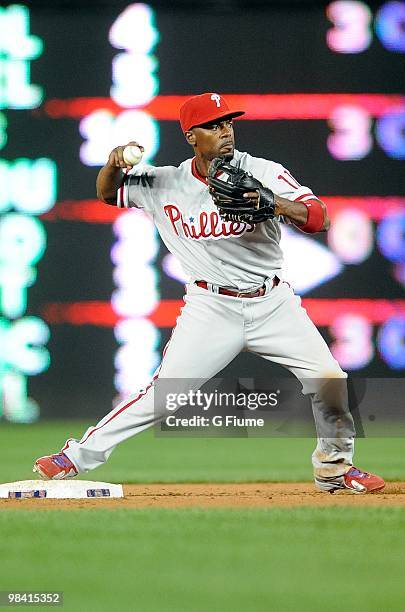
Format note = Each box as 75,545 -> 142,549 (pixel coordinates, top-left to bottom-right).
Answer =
118,150 -> 318,291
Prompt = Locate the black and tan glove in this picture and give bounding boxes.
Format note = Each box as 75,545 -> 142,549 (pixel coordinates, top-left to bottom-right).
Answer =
208,157 -> 276,224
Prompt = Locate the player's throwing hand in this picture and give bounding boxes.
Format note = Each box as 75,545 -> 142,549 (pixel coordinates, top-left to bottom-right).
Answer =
108,141 -> 144,170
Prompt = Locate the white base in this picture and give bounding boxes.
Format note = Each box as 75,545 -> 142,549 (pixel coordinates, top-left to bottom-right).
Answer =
0,479 -> 124,499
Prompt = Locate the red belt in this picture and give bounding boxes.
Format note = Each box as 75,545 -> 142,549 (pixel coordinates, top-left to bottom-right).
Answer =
195,276 -> 279,298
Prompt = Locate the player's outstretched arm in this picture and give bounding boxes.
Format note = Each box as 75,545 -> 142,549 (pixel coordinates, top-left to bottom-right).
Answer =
96,141 -> 144,205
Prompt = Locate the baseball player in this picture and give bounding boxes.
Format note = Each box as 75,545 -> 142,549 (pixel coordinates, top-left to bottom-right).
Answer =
34,93 -> 385,493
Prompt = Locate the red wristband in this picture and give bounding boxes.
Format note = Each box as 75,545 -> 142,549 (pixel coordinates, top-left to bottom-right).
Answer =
300,199 -> 325,233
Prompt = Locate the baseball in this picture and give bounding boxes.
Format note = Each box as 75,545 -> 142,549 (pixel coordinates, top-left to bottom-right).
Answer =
123,145 -> 143,166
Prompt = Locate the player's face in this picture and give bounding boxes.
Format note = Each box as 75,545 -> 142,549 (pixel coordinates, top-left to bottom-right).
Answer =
191,119 -> 235,160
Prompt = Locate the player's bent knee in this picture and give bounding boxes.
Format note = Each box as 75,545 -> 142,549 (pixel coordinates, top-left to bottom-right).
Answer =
300,366 -> 347,395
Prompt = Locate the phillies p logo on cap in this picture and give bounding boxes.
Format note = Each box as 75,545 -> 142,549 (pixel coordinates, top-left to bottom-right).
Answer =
179,92 -> 245,132
210,93 -> 221,108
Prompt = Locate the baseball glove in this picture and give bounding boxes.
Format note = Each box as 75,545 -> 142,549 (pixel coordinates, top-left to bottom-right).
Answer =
207,157 -> 276,224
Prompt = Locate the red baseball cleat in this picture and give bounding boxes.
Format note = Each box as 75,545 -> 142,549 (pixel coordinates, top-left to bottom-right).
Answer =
315,466 -> 385,494
33,453 -> 78,480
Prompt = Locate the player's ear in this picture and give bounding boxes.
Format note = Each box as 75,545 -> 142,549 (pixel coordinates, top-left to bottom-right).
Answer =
185,130 -> 197,146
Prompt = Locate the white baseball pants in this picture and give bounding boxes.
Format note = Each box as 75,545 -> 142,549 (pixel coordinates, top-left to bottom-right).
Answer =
63,279 -> 355,479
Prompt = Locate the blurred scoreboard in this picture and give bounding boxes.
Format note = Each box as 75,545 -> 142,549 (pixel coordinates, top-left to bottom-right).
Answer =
0,2 -> 404,421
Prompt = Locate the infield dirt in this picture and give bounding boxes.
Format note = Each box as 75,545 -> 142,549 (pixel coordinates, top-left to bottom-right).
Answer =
1,481 -> 405,510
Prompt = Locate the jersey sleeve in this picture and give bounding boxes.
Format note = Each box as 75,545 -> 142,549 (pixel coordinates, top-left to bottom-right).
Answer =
117,165 -> 157,212
270,164 -> 320,204
242,153 -> 321,225
243,153 -> 320,203
271,164 -> 321,225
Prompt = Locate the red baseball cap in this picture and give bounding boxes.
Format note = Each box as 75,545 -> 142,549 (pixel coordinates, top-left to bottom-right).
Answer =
179,93 -> 245,133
